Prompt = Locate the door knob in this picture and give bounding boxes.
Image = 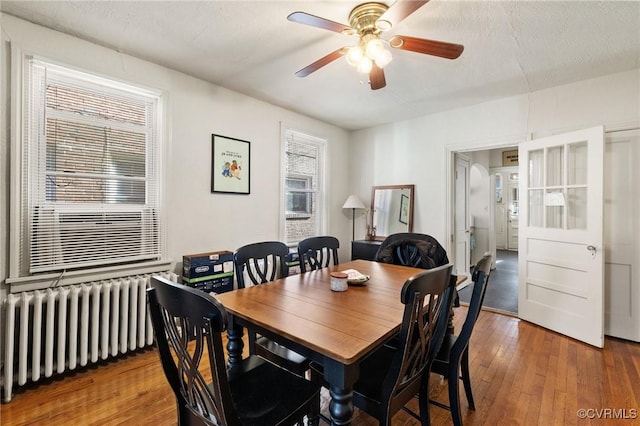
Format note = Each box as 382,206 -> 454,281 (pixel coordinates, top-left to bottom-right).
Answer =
587,245 -> 597,259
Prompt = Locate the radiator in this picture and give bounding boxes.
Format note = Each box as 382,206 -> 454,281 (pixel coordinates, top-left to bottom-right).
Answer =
2,272 -> 177,403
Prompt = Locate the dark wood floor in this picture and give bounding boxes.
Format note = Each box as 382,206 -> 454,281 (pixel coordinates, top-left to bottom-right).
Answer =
2,306 -> 639,425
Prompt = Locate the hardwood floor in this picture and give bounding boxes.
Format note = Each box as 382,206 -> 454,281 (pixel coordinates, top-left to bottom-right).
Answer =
2,307 -> 639,425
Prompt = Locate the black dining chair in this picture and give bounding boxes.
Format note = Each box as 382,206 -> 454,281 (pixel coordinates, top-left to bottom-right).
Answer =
430,253 -> 493,426
376,232 -> 458,340
297,236 -> 339,273
234,241 -> 310,377
375,232 -> 449,269
310,263 -> 456,425
147,276 -> 320,426
235,241 -> 290,289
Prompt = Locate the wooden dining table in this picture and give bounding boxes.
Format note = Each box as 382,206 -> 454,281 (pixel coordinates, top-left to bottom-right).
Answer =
214,259 -> 465,425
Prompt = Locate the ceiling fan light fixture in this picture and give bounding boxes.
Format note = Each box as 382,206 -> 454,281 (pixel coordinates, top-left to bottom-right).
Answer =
365,37 -> 384,58
356,57 -> 373,74
345,34 -> 392,71
346,45 -> 364,66
373,48 -> 392,68
365,36 -> 392,69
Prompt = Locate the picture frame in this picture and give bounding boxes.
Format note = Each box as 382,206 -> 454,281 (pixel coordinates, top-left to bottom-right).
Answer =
502,150 -> 519,166
399,194 -> 409,224
211,134 -> 250,194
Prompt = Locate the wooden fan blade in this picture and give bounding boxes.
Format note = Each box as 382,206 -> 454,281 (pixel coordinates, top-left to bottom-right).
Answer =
378,0 -> 429,27
389,35 -> 464,59
295,48 -> 348,78
369,64 -> 386,90
287,12 -> 353,34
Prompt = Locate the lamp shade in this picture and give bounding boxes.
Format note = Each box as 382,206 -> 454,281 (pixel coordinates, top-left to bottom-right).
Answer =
342,195 -> 366,210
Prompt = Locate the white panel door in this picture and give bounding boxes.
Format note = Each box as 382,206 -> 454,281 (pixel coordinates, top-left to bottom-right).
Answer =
495,172 -> 507,249
455,155 -> 470,276
518,126 -> 604,347
604,129 -> 640,341
507,182 -> 519,250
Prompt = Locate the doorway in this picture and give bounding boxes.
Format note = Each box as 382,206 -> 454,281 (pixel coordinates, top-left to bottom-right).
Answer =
458,152 -> 520,315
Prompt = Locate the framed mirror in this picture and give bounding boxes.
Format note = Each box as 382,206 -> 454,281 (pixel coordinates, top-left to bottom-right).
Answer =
370,184 -> 414,240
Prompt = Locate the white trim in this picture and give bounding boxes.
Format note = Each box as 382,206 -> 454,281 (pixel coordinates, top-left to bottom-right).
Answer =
536,120 -> 640,139
31,57 -> 161,98
5,260 -> 173,293
10,47 -> 167,278
279,124 -> 328,244
604,122 -> 640,134
279,122 -> 287,241
445,133 -> 530,269
9,44 -> 25,278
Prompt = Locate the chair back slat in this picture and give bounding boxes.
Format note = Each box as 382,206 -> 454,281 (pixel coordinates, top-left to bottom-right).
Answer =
298,236 -> 339,273
234,241 -> 289,288
396,244 -> 422,267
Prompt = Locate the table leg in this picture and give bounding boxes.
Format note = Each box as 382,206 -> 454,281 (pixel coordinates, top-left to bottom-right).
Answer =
323,359 -> 358,426
328,386 -> 353,426
226,317 -> 244,367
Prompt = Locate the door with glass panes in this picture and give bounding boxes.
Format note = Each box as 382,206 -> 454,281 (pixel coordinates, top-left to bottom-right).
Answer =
518,126 -> 604,347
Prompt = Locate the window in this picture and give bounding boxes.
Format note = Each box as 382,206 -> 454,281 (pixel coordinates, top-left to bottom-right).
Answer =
285,177 -> 312,215
14,57 -> 163,276
282,128 -> 326,244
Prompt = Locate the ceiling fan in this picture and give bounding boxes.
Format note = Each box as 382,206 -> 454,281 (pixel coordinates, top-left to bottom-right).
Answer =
287,0 -> 464,90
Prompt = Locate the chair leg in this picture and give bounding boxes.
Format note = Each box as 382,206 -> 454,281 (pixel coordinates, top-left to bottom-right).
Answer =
460,348 -> 475,410
418,375 -> 432,426
448,362 -> 463,426
307,395 -> 320,426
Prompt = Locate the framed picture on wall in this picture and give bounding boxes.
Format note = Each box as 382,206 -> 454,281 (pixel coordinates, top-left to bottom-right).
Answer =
211,134 -> 250,194
399,194 -> 409,224
502,150 -> 519,166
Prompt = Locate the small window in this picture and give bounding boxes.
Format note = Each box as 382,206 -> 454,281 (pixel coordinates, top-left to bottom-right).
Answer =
281,128 -> 326,244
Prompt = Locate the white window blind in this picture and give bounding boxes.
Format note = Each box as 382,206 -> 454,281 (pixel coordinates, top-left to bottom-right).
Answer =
20,58 -> 162,274
282,129 -> 326,243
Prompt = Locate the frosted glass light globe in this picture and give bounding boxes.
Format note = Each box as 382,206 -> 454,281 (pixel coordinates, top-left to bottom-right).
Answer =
357,57 -> 373,74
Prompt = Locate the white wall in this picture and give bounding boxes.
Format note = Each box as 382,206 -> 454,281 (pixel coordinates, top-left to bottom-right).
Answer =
0,14 -> 351,290
469,153 -> 490,265
350,69 -> 640,257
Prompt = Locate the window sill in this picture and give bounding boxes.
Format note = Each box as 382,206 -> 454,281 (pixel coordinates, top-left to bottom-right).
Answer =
285,213 -> 312,220
5,260 -> 173,293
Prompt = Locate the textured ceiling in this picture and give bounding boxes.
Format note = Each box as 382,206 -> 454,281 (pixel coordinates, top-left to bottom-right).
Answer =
2,1 -> 639,130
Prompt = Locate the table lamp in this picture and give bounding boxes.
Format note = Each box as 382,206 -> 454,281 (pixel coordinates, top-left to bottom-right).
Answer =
342,195 -> 366,241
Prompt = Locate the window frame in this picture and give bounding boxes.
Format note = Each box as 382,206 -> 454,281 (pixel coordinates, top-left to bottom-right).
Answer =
280,126 -> 327,245
8,49 -> 169,289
